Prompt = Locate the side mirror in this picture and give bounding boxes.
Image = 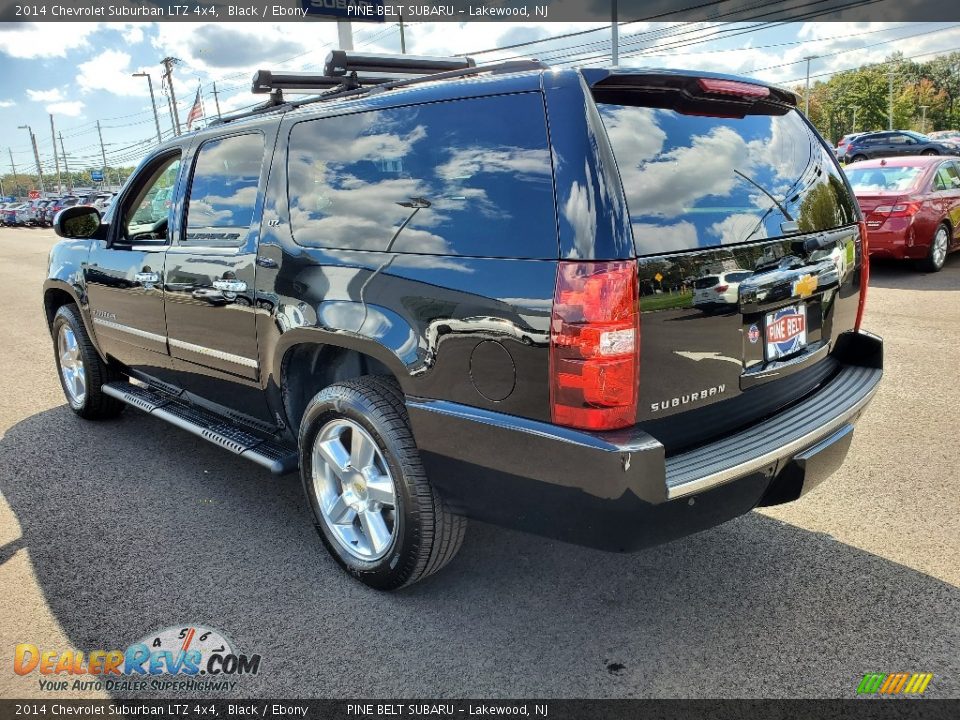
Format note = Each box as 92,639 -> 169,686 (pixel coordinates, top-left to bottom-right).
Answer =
54,205 -> 101,239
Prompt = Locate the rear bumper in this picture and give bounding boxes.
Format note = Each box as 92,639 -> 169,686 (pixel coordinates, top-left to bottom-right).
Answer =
407,331 -> 883,551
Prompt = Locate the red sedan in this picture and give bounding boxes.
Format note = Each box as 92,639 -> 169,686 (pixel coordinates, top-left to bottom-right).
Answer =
846,156 -> 960,272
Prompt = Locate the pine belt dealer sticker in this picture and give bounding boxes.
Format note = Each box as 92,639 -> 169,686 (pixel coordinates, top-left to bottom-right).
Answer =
13,624 -> 262,693
765,304 -> 807,361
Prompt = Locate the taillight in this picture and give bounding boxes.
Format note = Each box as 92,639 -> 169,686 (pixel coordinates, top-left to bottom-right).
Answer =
714,284 -> 729,293
871,201 -> 922,218
550,260 -> 639,431
856,220 -> 869,331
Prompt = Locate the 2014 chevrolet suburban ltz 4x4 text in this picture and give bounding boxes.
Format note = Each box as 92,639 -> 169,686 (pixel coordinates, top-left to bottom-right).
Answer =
43,54 -> 883,589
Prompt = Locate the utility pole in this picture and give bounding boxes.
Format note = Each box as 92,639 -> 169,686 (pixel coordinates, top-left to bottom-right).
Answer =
611,0 -> 619,67
133,72 -> 163,144
9,148 -> 20,198
96,120 -> 109,189
851,106 -> 858,132
399,15 -> 406,54
803,55 -> 817,116
49,114 -> 62,193
58,132 -> 71,192
211,81 -> 222,119
161,57 -> 182,135
18,125 -> 45,194
920,105 -> 929,133
888,69 -> 895,130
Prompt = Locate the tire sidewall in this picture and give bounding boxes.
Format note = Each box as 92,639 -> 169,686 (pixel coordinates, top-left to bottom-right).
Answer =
52,307 -> 89,413
299,388 -> 422,589
929,224 -> 949,271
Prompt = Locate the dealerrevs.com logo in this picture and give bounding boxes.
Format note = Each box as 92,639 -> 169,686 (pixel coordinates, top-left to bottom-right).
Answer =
14,625 -> 261,693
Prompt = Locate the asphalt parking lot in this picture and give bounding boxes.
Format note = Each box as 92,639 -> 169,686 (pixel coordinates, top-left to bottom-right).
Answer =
0,226 -> 958,699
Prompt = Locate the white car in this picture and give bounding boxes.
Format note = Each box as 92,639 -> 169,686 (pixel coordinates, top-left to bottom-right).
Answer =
693,270 -> 753,312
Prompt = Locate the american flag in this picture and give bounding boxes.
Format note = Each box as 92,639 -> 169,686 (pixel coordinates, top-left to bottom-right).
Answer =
186,90 -> 203,130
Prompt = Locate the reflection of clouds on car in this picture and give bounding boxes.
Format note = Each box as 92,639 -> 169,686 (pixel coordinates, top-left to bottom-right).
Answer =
596,103 -> 856,254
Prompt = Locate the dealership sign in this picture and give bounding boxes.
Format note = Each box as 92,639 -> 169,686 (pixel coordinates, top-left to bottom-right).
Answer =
302,0 -> 386,19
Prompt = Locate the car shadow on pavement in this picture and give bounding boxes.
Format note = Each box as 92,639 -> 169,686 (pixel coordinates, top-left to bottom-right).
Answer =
868,254 -> 960,290
1,406 -> 958,699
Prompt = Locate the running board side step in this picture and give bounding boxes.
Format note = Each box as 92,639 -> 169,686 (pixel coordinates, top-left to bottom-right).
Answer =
102,381 -> 299,475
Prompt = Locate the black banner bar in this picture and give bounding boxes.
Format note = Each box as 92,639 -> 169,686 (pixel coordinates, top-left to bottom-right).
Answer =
1,700 -> 959,720
1,0 -> 959,23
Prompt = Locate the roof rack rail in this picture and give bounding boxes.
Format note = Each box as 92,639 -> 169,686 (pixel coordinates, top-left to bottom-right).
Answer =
212,57 -> 546,128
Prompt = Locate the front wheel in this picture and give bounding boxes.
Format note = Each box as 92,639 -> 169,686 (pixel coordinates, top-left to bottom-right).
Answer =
299,376 -> 466,590
51,304 -> 124,419
921,149 -> 939,156
920,223 -> 951,272
850,154 -> 868,163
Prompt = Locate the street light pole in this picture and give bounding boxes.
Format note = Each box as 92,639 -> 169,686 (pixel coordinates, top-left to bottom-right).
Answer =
133,72 -> 163,144
920,105 -> 929,133
851,106 -> 858,132
803,55 -> 817,116
18,125 -> 45,194
611,0 -> 619,67
9,148 -> 20,198
888,69 -> 895,130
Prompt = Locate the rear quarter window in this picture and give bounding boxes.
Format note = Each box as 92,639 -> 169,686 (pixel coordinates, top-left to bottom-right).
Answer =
596,103 -> 858,255
286,93 -> 556,259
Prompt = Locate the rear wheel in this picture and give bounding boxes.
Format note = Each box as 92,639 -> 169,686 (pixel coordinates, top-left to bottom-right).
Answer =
920,223 -> 950,272
299,376 -> 466,590
51,304 -> 124,419
850,154 -> 868,163
921,149 -> 939,156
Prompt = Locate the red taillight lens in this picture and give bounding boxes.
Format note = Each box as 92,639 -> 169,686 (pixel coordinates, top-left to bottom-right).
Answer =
714,284 -> 729,293
550,261 -> 639,431
870,201 -> 922,218
856,220 -> 869,331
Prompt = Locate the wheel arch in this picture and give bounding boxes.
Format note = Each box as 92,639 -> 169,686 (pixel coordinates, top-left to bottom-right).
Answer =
43,280 -> 82,329
277,335 -> 406,434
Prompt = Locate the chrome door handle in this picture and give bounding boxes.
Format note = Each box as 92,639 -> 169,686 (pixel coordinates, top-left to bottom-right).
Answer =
212,279 -> 247,293
135,272 -> 159,283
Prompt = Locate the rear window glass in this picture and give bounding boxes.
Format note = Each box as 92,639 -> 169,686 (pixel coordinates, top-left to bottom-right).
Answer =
596,104 -> 858,254
846,166 -> 923,192
693,276 -> 719,289
725,271 -> 752,282
286,93 -> 556,258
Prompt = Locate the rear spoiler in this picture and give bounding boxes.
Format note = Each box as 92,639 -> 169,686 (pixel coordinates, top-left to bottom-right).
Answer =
582,68 -> 798,117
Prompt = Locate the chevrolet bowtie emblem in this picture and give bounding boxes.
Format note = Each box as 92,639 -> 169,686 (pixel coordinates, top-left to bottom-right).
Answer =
793,274 -> 818,298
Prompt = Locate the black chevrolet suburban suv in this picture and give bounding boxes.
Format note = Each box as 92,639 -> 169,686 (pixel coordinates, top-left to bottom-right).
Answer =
44,53 -> 882,589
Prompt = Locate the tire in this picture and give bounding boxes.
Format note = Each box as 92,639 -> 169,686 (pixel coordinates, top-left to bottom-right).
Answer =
51,304 -> 125,420
850,154 -> 868,163
919,223 -> 951,273
299,375 -> 466,590
921,149 -> 938,156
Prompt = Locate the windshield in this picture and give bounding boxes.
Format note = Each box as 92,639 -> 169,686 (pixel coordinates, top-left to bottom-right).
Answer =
846,166 -> 924,192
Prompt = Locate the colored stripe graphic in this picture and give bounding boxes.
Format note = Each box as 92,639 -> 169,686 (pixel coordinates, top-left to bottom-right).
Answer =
858,673 -> 933,695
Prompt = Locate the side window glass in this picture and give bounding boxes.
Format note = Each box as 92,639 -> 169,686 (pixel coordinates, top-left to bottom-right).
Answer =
123,154 -> 181,243
184,133 -> 265,246
945,163 -> 960,189
286,93 -> 556,259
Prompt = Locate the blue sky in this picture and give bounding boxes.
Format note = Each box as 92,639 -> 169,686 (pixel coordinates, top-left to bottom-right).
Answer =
1,20 -> 959,178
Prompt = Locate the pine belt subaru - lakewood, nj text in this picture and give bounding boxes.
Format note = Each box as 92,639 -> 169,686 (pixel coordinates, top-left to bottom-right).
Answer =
43,53 -> 882,589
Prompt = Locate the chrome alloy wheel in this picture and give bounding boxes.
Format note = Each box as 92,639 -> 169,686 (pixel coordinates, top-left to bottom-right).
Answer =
933,226 -> 949,269
58,324 -> 86,406
311,418 -> 398,561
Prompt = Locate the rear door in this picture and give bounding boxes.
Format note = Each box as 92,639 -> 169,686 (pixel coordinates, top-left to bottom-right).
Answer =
590,73 -> 865,451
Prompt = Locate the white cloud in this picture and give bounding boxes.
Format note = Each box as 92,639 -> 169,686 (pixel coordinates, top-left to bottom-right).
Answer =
26,88 -> 64,102
47,101 -> 85,117
76,49 -> 150,97
0,22 -> 101,59
0,99 -> 15,108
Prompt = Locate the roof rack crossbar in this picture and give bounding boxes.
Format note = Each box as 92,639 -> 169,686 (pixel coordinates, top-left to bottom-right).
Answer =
213,58 -> 546,127
324,51 -> 475,78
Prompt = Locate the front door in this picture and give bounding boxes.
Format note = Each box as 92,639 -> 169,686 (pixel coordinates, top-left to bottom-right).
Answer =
163,131 -> 268,388
84,150 -> 184,370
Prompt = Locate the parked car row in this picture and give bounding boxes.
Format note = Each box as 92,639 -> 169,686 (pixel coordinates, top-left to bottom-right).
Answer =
1,192 -> 115,227
838,129 -> 960,163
